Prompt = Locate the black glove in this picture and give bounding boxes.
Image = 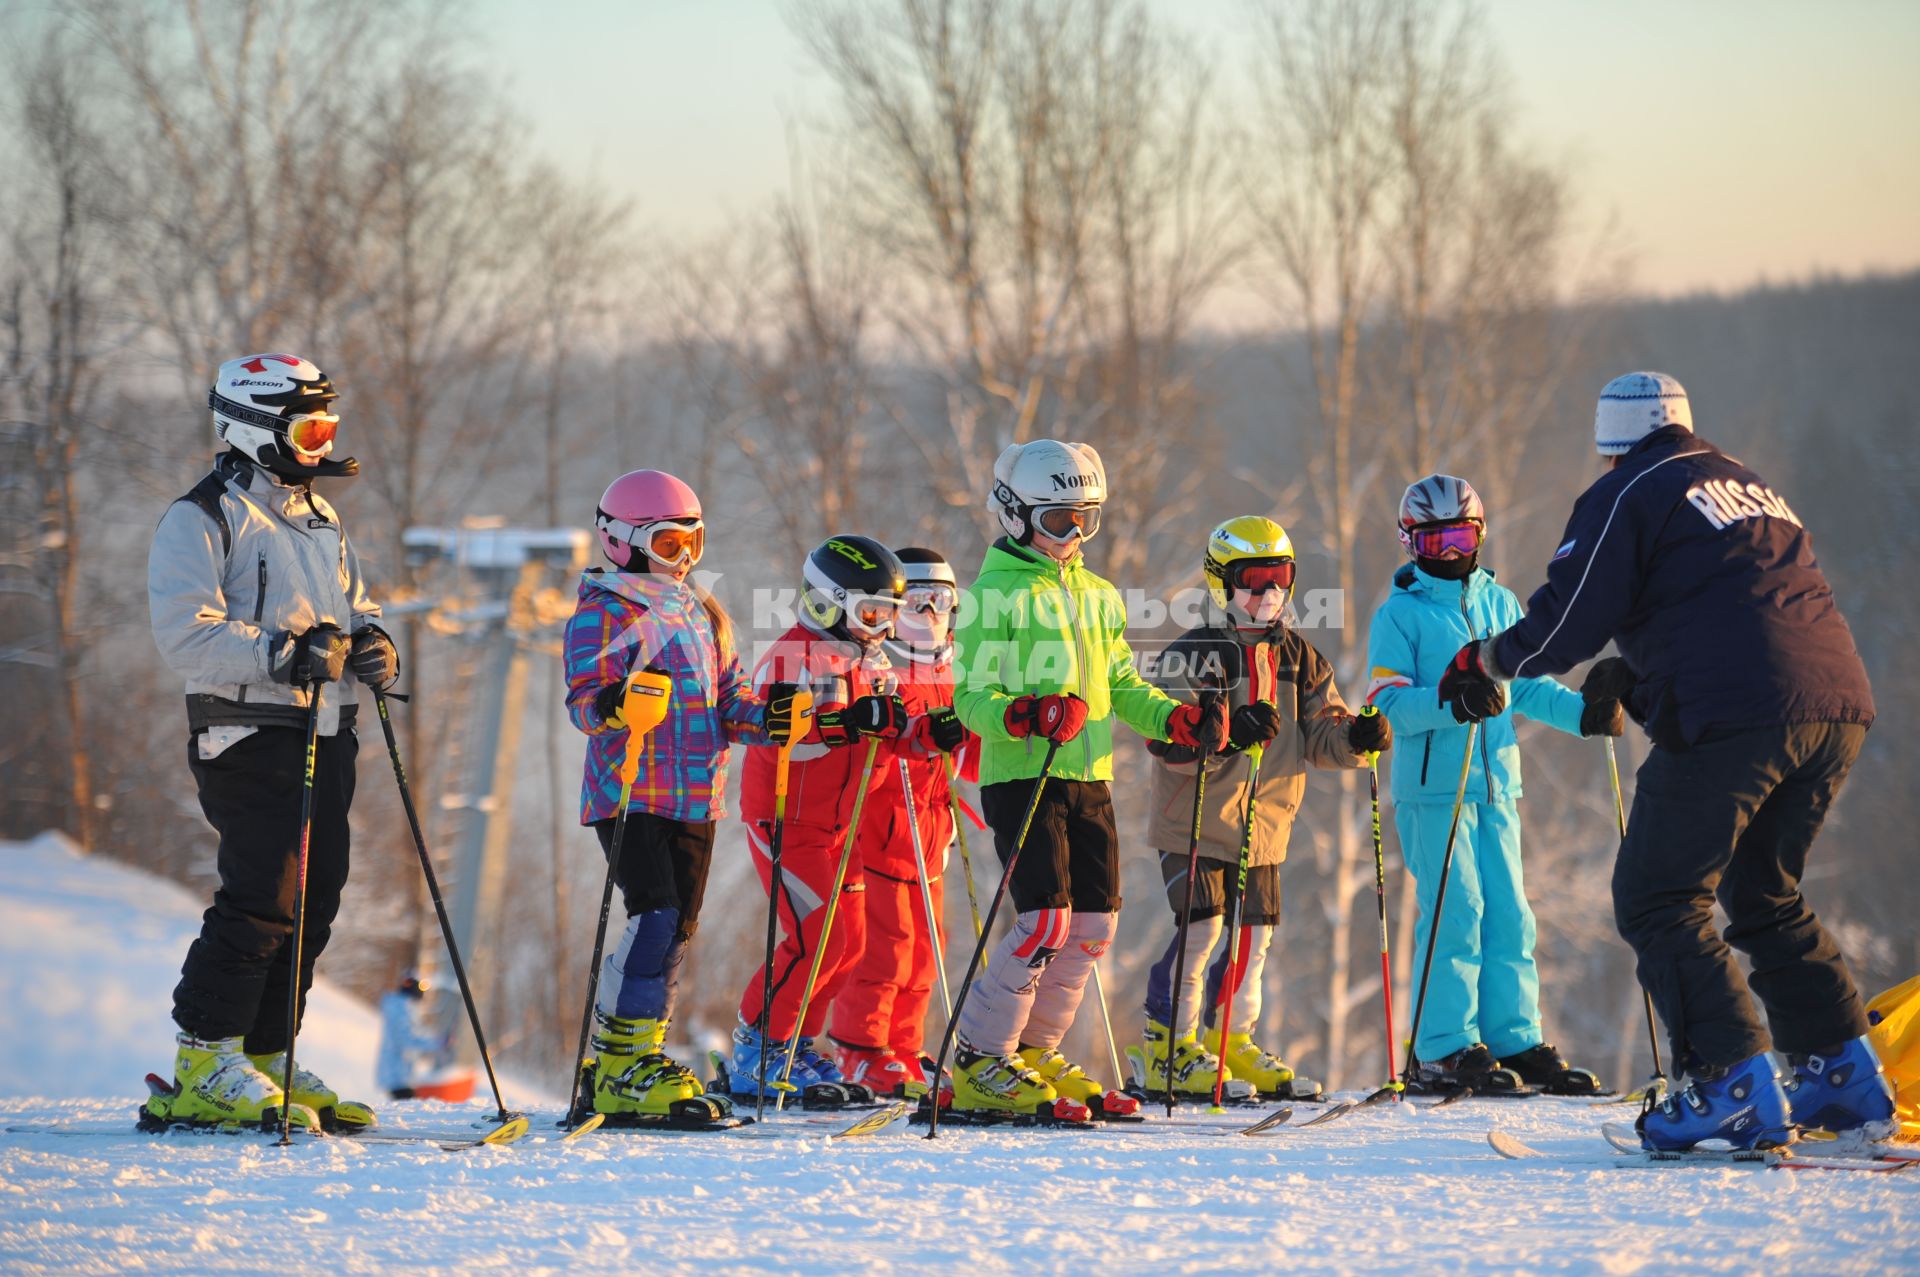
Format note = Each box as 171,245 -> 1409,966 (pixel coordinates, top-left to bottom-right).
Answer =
1348,709 -> 1393,754
270,624 -> 349,686
925,705 -> 966,753
1581,656 -> 1638,704
593,681 -> 627,728
819,693 -> 910,744
1580,698 -> 1626,738
762,681 -> 808,745
1448,681 -> 1507,724
348,624 -> 400,690
1228,700 -> 1283,751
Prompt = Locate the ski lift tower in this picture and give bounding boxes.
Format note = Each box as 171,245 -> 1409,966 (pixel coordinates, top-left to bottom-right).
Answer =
400,522 -> 588,1048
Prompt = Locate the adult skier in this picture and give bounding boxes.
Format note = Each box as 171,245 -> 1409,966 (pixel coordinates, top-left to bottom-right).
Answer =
563,469 -> 797,1119
947,440 -> 1228,1119
830,548 -> 974,1094
145,354 -> 393,1131
1365,474 -> 1619,1095
1438,372 -> 1894,1151
375,971 -> 464,1102
1140,516 -> 1388,1100
728,535 -> 916,1098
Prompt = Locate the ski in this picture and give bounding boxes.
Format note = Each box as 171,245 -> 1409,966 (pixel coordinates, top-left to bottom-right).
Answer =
1295,1085 -> 1405,1128
344,1115 -> 530,1150
10,1112 -> 530,1151
1238,1106 -> 1295,1135
830,1100 -> 912,1139
1490,1128 -> 1908,1173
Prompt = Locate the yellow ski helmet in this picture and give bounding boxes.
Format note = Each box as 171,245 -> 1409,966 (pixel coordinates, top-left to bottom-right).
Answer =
1203,516 -> 1296,614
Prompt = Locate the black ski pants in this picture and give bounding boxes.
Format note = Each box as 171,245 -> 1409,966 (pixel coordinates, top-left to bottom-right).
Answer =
173,724 -> 357,1053
982,777 -> 1121,913
1612,720 -> 1870,1073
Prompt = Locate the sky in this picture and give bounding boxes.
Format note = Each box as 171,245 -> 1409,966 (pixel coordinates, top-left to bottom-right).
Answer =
473,0 -> 1920,300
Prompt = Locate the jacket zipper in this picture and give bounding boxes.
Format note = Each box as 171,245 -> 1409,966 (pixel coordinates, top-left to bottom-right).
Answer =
1057,560 -> 1095,772
1458,581 -> 1494,803
1419,736 -> 1432,786
239,553 -> 269,705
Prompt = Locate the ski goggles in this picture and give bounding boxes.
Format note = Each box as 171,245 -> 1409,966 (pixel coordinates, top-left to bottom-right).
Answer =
283,411 -> 339,458
1400,520 -> 1483,560
843,593 -> 901,638
599,515 -> 706,569
1032,503 -> 1102,542
1227,558 -> 1295,595
904,582 -> 958,616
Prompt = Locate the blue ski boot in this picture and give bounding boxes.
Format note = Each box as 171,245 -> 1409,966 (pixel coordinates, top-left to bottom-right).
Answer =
1636,1051 -> 1794,1152
791,1037 -> 846,1086
1784,1037 -> 1896,1140
727,1020 -> 858,1099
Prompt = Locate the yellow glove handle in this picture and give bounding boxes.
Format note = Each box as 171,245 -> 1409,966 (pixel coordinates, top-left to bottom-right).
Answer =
618,670 -> 673,785
772,689 -> 814,818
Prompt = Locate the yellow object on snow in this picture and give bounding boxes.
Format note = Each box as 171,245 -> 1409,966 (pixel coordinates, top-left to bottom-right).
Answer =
1867,973 -> 1920,1140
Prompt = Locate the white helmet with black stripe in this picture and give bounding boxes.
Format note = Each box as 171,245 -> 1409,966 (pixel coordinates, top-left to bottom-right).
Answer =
1398,474 -> 1485,532
989,439 -> 1107,545
209,353 -> 358,482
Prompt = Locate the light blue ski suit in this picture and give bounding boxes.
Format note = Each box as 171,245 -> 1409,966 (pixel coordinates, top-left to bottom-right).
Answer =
1364,563 -> 1586,1062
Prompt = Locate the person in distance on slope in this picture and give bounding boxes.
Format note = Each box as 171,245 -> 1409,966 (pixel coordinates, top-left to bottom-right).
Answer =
146,354 -> 394,1131
1437,373 -> 1893,1151
564,469 -> 799,1120
830,548 -> 977,1095
1140,516 -> 1387,1100
1365,474 -> 1620,1096
376,970 -> 466,1102
729,535 -> 916,1099
946,440 -> 1228,1119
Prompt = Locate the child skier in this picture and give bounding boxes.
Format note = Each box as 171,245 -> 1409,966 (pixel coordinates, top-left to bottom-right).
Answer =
728,535 -> 917,1099
145,353 -> 393,1132
564,469 -> 801,1120
947,440 -> 1228,1119
1364,474 -> 1623,1094
1140,516 -> 1390,1100
830,548 -> 975,1095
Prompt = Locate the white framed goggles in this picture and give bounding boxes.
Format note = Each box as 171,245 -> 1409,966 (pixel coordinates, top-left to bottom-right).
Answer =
598,514 -> 706,569
839,591 -> 900,638
1033,502 -> 1101,542
904,582 -> 958,616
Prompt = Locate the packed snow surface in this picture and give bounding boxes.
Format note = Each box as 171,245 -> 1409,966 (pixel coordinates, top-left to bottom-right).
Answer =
1,836 -> 1915,1275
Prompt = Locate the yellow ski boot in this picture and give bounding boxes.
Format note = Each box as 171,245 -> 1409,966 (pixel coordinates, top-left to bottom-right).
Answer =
1020,1045 -> 1142,1118
592,1014 -> 713,1120
1141,1019 -> 1230,1098
248,1049 -> 378,1130
1205,1028 -> 1322,1100
950,1046 -> 1060,1115
145,1033 -> 320,1132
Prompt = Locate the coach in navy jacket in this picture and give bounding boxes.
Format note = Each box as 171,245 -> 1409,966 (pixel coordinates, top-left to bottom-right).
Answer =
1434,372 -> 1885,1147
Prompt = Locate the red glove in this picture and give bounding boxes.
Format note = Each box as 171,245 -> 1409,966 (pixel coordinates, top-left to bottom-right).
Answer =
1166,698 -> 1230,752
1005,693 -> 1089,744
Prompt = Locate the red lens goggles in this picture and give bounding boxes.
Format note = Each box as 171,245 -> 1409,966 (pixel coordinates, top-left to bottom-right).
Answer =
1403,521 -> 1483,559
285,411 -> 339,456
1232,560 -> 1296,594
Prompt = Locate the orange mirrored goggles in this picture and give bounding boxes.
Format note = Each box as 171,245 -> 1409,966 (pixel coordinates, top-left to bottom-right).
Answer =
284,411 -> 339,456
641,520 -> 705,568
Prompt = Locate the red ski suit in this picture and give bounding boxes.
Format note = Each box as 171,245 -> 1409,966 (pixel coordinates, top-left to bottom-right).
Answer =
736,622 -> 910,1040
830,651 -> 979,1056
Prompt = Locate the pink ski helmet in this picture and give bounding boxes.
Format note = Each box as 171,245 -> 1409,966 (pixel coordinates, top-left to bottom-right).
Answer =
595,469 -> 703,569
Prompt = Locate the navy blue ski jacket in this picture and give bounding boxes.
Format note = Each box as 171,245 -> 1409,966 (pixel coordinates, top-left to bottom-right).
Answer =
1488,425 -> 1874,748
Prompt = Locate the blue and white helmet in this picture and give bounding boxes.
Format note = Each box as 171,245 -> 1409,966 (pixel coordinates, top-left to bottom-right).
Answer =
1595,371 -> 1692,455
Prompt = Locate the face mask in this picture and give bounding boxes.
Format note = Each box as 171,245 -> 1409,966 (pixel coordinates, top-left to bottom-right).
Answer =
1416,552 -> 1478,581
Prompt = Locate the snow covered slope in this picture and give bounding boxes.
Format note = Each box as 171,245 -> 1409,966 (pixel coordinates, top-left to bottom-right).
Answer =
0,834 -> 1915,1275
0,832 -> 382,1100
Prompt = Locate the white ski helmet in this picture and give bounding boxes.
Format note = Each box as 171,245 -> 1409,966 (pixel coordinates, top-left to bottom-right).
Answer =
209,353 -> 356,481
1595,371 -> 1692,455
989,438 -> 1107,544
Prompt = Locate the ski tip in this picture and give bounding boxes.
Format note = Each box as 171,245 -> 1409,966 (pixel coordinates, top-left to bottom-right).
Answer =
481,1115 -> 531,1146
560,1112 -> 606,1142
1487,1128 -> 1542,1159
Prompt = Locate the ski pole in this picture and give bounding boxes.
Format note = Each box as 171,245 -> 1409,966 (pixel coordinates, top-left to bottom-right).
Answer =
1209,739 -> 1265,1113
375,690 -> 512,1123
565,670 -> 672,1130
926,738 -> 1063,1139
754,689 -> 813,1121
278,683 -> 326,1146
1401,721 -> 1479,1087
1607,737 -> 1666,1093
1164,688 -> 1222,1115
774,736 -> 885,1110
899,759 -> 953,1020
944,754 -> 984,939
1361,706 -> 1402,1098
1088,958 -> 1124,1091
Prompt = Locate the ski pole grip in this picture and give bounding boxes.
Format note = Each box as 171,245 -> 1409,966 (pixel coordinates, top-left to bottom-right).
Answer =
1359,704 -> 1383,763
618,670 -> 673,784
